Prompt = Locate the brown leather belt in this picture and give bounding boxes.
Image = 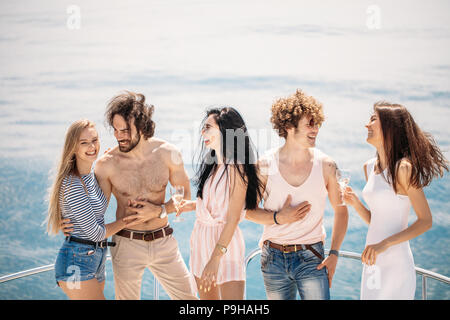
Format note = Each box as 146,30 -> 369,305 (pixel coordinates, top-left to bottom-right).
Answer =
263,240 -> 324,260
116,225 -> 173,242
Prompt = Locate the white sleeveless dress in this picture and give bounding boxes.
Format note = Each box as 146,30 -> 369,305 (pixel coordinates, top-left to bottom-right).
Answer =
360,158 -> 416,300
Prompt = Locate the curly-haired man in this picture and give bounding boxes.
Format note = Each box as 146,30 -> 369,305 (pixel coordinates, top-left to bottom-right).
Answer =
246,89 -> 348,300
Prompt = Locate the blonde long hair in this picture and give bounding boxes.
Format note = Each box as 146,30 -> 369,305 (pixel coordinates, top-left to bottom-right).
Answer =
46,119 -> 96,235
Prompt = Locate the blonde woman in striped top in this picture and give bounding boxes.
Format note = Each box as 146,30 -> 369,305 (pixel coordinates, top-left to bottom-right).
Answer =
177,107 -> 264,300
46,119 -> 133,299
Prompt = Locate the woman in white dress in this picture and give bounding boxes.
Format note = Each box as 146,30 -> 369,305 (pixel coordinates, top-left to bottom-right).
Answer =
344,101 -> 448,300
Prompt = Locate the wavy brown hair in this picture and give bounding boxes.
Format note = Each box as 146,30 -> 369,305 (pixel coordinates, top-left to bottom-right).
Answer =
105,91 -> 155,139
270,89 -> 325,138
374,101 -> 449,193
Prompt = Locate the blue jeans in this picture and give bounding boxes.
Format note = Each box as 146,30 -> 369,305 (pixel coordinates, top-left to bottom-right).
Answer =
55,238 -> 107,285
261,241 -> 330,300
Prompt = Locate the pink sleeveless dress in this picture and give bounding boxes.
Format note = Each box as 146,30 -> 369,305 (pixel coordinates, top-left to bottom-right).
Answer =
189,165 -> 246,285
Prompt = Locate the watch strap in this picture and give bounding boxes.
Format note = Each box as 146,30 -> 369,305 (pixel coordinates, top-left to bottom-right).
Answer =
159,204 -> 167,218
329,249 -> 339,257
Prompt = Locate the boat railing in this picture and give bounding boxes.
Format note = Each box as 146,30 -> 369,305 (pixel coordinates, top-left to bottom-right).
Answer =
1,248 -> 449,300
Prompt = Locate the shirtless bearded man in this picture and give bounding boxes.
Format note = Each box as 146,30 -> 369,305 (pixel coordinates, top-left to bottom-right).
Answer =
96,91 -> 198,300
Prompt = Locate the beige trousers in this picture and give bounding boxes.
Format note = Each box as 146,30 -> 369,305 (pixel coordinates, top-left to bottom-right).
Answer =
110,232 -> 198,300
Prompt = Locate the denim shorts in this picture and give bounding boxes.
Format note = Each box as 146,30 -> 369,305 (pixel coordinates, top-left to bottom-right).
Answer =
261,241 -> 330,300
54,239 -> 107,285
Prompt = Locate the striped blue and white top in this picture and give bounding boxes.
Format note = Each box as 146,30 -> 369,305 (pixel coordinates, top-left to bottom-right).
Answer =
59,171 -> 108,242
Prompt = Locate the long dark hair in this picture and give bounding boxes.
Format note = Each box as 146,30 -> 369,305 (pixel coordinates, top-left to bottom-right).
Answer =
194,107 -> 264,210
374,101 -> 449,193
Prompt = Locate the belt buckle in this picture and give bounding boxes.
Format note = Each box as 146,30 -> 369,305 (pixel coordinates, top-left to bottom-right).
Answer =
142,232 -> 146,241
282,244 -> 299,253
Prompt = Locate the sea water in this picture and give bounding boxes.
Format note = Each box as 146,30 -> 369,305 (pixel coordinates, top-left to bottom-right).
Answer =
0,0 -> 449,299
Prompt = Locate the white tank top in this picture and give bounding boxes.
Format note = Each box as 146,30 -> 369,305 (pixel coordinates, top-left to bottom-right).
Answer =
259,147 -> 328,247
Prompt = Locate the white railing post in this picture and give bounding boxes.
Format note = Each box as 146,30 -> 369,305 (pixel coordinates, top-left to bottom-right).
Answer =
154,276 -> 160,300
422,276 -> 427,300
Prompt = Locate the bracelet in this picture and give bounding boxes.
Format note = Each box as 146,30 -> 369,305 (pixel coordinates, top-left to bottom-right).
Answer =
273,211 -> 280,225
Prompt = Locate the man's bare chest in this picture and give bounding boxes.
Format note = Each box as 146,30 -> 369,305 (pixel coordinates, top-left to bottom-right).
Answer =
110,158 -> 170,197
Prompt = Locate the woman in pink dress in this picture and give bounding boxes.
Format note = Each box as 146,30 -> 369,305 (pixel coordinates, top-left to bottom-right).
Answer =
177,107 -> 264,300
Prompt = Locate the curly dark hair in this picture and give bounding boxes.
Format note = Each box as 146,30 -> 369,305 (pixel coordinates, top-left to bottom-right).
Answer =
270,89 -> 325,138
105,91 -> 155,139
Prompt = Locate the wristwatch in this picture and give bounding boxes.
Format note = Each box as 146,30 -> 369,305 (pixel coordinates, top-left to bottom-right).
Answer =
159,204 -> 167,219
216,244 -> 227,254
329,249 -> 339,257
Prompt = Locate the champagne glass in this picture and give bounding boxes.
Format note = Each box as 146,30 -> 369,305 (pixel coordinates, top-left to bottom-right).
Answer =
336,168 -> 351,206
170,185 -> 185,222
